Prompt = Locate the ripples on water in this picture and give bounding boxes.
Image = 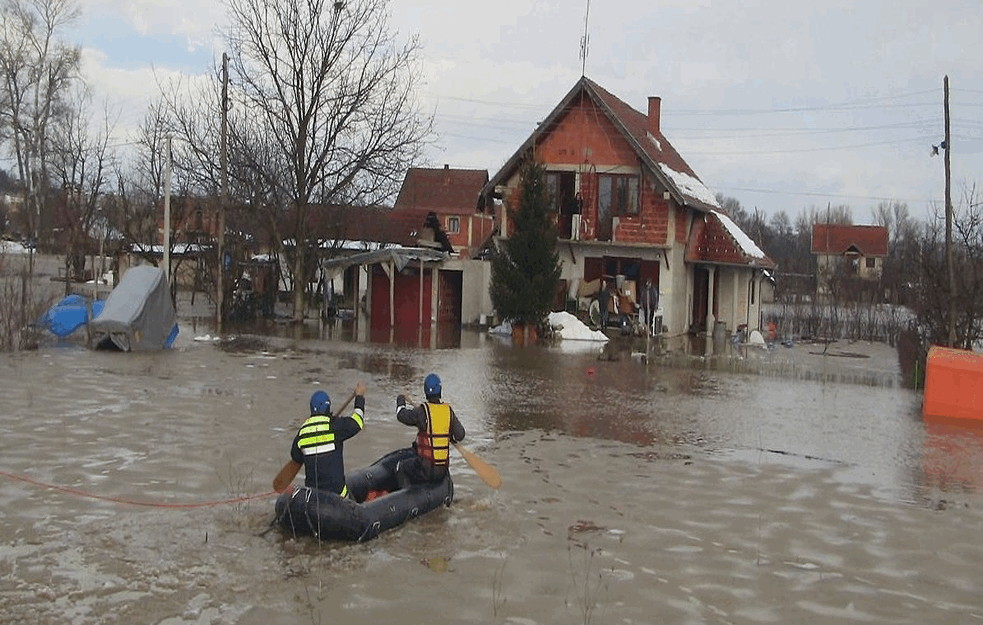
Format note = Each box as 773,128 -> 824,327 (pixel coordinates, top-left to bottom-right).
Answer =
3,321 -> 982,624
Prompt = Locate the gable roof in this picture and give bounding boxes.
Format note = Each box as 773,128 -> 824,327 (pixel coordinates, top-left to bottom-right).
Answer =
395,167 -> 488,213
811,224 -> 889,257
686,211 -> 776,270
483,76 -> 720,211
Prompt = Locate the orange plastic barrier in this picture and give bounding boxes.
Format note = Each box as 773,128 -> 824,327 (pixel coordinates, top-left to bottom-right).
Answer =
923,345 -> 983,421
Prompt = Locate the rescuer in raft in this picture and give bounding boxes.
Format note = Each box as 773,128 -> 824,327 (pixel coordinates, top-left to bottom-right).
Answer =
290,381 -> 366,498
394,373 -> 466,487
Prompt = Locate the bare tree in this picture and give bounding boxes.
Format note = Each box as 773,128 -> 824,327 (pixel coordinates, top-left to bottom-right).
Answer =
915,184 -> 983,349
47,85 -> 116,291
0,0 -> 81,267
222,0 -> 433,322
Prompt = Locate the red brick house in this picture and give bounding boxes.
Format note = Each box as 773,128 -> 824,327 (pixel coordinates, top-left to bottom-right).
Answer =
393,166 -> 494,258
811,224 -> 889,299
483,76 -> 775,336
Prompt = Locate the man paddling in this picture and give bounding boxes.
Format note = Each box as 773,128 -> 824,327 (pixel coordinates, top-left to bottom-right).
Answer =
394,373 -> 465,487
287,381 -> 366,498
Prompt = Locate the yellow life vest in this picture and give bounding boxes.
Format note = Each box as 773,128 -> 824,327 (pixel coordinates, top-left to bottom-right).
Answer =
417,403 -> 452,467
297,415 -> 336,454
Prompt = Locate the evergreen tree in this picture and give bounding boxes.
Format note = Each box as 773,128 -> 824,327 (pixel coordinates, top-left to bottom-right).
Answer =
490,158 -> 561,328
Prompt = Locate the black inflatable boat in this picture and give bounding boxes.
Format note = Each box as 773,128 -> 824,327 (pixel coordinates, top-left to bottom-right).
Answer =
274,447 -> 454,542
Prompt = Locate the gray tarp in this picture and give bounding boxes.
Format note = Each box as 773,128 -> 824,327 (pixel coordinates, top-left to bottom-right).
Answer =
88,265 -> 178,351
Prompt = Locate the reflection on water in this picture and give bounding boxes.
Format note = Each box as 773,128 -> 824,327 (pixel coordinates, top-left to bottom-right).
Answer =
184,319 -> 942,503
4,318 -> 983,625
921,417 -> 983,495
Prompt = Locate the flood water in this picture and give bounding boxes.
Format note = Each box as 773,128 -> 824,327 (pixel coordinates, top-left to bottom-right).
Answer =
2,321 -> 982,625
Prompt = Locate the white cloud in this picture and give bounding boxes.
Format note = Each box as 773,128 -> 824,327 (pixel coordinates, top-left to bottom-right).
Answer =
54,0 -> 983,222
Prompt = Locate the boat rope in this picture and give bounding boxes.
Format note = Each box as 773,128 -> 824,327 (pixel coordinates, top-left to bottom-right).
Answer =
0,470 -> 277,509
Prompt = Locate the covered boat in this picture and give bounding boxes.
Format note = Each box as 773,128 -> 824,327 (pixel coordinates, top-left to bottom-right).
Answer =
88,265 -> 178,351
274,447 -> 453,542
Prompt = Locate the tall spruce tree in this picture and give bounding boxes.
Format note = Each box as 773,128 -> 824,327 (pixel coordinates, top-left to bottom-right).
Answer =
490,158 -> 562,329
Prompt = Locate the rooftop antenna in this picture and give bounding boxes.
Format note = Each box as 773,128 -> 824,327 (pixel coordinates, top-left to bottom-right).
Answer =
579,0 -> 591,77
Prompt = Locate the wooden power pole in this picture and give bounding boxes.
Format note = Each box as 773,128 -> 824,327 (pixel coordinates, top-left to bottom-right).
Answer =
944,75 -> 955,347
218,53 -> 229,334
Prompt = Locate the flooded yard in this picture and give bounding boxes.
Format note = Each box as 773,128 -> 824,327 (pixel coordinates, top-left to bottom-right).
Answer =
1,321 -> 981,624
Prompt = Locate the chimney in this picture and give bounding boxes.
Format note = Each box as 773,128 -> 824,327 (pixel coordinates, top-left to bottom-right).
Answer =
647,96 -> 661,135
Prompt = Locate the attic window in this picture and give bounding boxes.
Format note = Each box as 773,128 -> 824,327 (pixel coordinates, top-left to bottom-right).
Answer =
598,174 -> 639,216
447,216 -> 460,234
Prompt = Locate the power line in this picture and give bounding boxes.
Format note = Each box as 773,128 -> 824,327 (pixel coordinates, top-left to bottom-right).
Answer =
714,185 -> 933,206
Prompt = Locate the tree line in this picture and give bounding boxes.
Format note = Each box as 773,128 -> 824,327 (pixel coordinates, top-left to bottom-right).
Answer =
0,0 -> 431,327
720,188 -> 983,355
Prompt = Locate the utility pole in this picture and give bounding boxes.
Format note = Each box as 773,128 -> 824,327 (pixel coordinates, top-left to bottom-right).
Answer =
163,136 -> 172,282
218,53 -> 229,335
944,75 -> 955,347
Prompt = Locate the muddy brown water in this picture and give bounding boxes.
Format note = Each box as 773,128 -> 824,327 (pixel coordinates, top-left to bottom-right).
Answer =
2,320 -> 982,625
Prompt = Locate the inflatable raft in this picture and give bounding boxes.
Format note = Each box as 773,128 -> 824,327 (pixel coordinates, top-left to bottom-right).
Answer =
274,447 -> 453,542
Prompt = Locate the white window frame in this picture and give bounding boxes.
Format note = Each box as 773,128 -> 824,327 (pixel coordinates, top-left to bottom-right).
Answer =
447,216 -> 460,234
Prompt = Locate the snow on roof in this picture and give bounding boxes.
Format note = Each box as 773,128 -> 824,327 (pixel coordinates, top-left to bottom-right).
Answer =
711,210 -> 768,260
130,242 -> 210,255
320,239 -> 385,252
657,164 -> 720,209
0,240 -> 30,254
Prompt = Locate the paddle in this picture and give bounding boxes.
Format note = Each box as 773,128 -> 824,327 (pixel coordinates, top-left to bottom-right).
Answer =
404,395 -> 502,490
272,389 -> 357,493
453,441 -> 502,490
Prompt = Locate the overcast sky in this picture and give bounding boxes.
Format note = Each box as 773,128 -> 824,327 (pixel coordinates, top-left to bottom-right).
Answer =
72,0 -> 983,224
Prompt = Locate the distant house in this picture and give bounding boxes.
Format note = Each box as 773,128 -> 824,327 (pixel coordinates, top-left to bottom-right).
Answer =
392,166 -> 494,258
482,76 -> 775,336
811,224 -> 888,300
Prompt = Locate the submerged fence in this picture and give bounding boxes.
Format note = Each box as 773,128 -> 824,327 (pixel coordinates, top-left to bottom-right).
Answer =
762,302 -> 915,347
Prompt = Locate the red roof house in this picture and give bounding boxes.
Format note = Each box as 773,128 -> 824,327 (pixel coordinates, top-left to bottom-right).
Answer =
483,76 -> 774,336
393,166 -> 493,258
811,224 -> 888,298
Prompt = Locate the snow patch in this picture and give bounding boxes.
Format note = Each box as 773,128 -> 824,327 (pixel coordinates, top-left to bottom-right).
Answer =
547,311 -> 609,342
712,210 -> 768,259
657,164 -> 720,208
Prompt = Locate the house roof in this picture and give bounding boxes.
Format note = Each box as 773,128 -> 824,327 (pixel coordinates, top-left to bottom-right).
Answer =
319,246 -> 449,277
483,76 -> 720,211
686,211 -> 776,270
811,224 -> 889,257
394,167 -> 488,213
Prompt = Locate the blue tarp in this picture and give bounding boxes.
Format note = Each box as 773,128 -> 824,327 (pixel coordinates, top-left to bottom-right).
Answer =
39,294 -> 106,338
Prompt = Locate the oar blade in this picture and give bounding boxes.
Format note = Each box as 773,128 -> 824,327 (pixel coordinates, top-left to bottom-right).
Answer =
454,443 -> 502,489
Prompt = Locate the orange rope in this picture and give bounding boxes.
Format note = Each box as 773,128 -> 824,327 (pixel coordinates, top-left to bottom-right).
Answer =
0,470 -> 277,509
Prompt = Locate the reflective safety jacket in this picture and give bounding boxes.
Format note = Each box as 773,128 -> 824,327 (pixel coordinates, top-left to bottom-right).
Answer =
417,402 -> 452,467
395,398 -> 465,468
290,395 -> 365,496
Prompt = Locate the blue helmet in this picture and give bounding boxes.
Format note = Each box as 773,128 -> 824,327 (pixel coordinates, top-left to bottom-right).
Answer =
424,373 -> 442,398
310,390 -> 331,415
